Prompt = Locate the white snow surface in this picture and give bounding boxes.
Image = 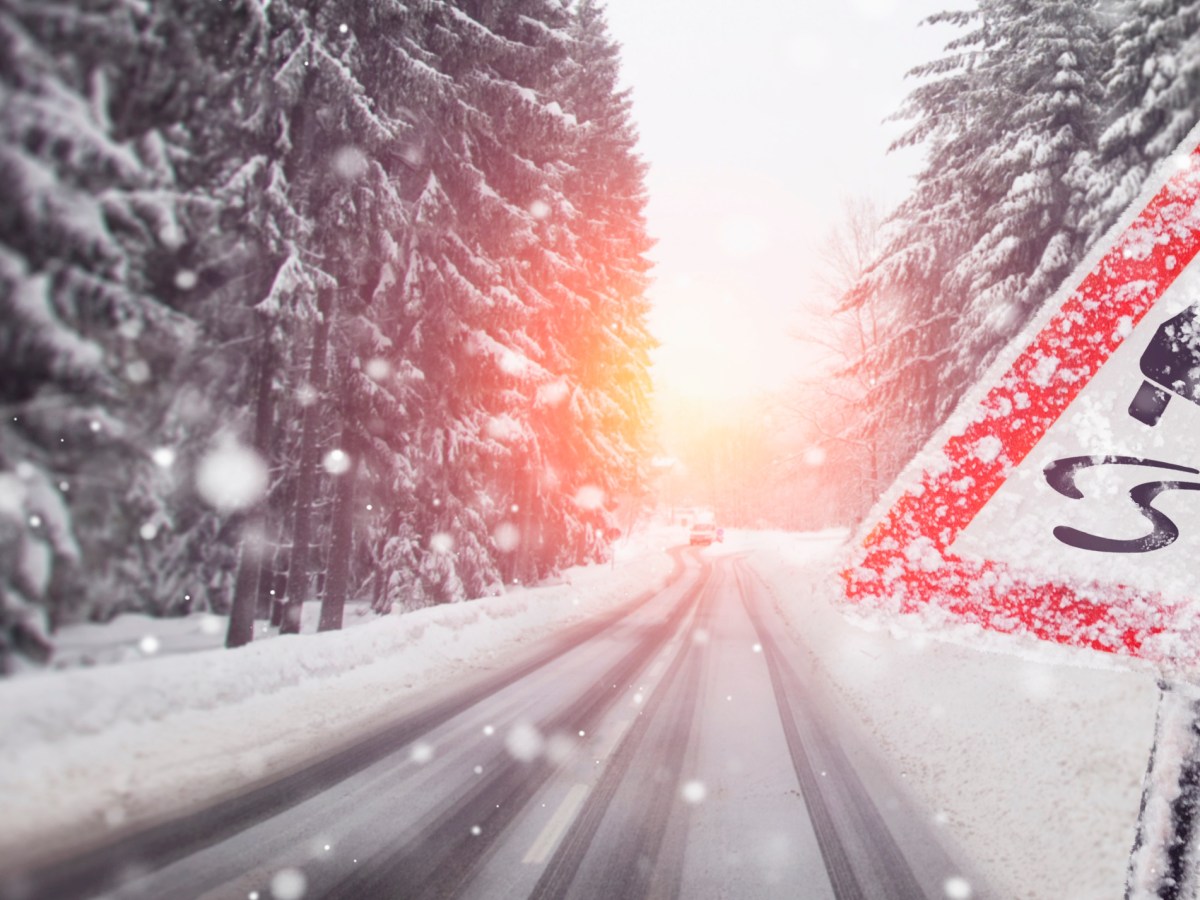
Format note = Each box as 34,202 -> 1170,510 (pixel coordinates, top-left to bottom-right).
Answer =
0,528 -> 1161,899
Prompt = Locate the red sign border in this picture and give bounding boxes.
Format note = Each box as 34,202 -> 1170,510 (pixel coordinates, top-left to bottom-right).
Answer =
844,141 -> 1200,668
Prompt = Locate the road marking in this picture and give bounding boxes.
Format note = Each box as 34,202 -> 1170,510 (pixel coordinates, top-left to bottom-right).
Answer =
523,783 -> 589,865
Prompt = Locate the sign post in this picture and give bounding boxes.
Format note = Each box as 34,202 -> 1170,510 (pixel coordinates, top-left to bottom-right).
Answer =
843,127 -> 1200,898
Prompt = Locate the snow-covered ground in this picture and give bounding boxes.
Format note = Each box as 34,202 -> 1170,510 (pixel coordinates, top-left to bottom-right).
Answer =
0,528 -> 677,866
733,529 -> 1159,900
0,526 -> 1161,898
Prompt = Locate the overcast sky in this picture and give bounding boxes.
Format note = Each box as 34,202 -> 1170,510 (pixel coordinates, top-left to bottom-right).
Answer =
599,0 -> 953,403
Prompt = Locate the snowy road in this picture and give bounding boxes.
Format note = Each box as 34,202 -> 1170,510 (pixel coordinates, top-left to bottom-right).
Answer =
5,548 -> 982,900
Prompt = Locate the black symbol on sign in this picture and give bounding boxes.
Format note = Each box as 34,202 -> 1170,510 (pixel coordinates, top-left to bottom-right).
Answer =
1044,456 -> 1200,552
1129,304 -> 1200,426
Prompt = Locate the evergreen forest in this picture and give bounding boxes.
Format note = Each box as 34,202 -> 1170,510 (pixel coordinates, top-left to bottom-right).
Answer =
819,0 -> 1200,523
0,0 -> 654,670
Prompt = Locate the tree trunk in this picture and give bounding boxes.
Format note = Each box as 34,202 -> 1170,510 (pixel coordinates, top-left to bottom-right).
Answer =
280,289 -> 332,634
318,420 -> 359,632
226,324 -> 276,648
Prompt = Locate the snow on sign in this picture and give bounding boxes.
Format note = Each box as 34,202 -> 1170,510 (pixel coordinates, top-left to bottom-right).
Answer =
844,135 -> 1200,675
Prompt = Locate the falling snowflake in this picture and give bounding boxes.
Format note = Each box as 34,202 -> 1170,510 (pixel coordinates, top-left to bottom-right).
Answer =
126,360 -> 151,384
943,876 -> 972,899
681,780 -> 707,804
573,485 -> 605,510
321,450 -> 349,476
364,358 -> 391,381
195,440 -> 268,512
151,447 -> 176,469
401,145 -> 424,167
536,379 -> 570,407
295,383 -> 318,408
493,522 -> 520,552
430,532 -> 454,554
158,222 -> 184,250
174,269 -> 198,291
498,350 -> 524,375
139,635 -> 160,655
485,417 -> 520,442
332,146 -> 369,181
803,447 -> 827,467
529,199 -> 551,220
410,742 -> 434,764
270,867 -> 307,900
505,722 -> 544,762
139,522 -> 158,541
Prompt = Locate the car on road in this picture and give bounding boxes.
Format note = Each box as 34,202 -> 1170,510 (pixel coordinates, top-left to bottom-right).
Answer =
688,522 -> 720,545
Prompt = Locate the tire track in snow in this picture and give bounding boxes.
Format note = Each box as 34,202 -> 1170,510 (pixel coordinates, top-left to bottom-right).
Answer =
733,559 -> 928,900
317,555 -> 714,900
2,549 -> 694,900
526,555 -> 720,900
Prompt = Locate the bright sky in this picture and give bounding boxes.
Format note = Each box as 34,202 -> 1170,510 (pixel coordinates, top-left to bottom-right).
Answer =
600,0 -> 951,403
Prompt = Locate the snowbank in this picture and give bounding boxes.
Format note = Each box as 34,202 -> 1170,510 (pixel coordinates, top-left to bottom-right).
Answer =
0,527 -> 677,866
735,529 -> 1160,900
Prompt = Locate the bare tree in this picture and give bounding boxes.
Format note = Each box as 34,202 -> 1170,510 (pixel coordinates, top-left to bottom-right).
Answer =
789,197 -> 897,523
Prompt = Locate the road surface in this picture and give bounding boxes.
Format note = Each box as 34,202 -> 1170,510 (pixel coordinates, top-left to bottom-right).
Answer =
2,548 -> 986,899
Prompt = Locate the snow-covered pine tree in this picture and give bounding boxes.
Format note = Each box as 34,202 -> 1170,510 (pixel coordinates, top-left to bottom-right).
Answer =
385,0 -> 566,603
506,0 -> 652,578
548,0 -> 655,565
847,1 -> 1106,481
845,9 -> 995,474
1,0 -> 655,658
939,0 -> 1106,409
218,0 -> 423,635
307,1 -> 424,632
1078,0 -> 1200,247
0,0 -> 209,667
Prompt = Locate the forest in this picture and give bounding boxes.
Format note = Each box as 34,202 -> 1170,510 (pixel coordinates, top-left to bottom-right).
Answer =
0,0 -> 654,670
816,0 -> 1200,523
5,0 -> 1200,673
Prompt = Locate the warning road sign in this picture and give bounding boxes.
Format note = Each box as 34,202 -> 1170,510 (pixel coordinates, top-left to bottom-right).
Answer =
844,135 -> 1200,673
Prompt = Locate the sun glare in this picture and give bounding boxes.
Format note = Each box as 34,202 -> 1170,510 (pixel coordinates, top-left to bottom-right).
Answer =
650,292 -> 791,404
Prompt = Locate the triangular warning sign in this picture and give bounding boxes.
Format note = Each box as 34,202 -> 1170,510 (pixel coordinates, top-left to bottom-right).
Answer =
845,131 -> 1200,674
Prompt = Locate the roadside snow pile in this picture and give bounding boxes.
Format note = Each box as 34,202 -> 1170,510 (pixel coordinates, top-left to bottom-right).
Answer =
739,528 -> 1160,900
0,527 -> 675,864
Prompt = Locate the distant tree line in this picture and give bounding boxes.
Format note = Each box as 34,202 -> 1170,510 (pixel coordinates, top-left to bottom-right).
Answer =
811,0 -> 1200,523
0,0 -> 653,671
